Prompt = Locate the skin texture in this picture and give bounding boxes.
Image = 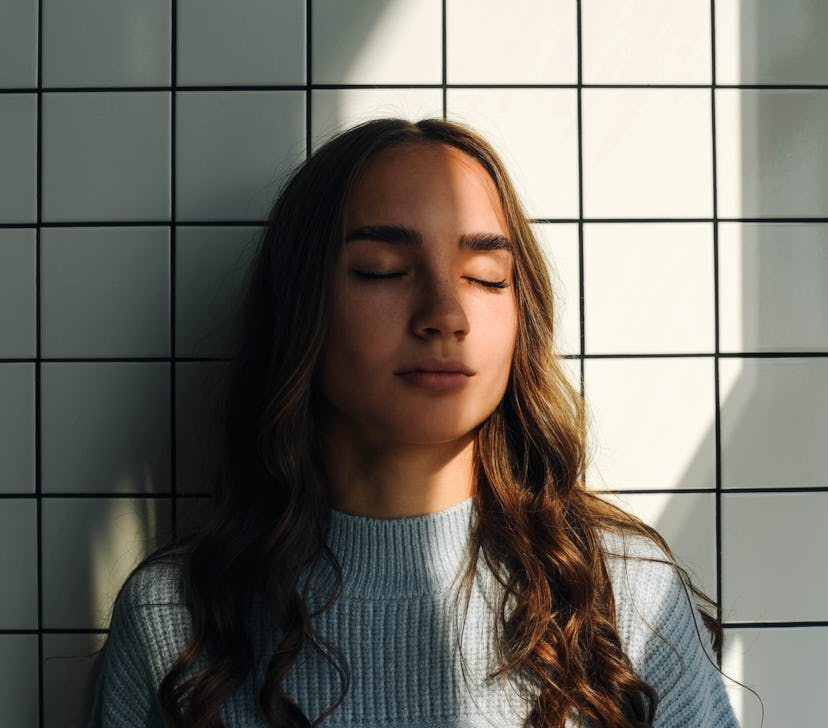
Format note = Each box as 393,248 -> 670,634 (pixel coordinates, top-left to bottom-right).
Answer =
318,142 -> 519,518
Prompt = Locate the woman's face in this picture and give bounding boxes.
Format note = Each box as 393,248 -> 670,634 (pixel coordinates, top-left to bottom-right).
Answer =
318,142 -> 519,448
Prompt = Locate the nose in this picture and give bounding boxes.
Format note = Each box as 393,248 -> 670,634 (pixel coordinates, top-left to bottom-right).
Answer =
410,276 -> 470,340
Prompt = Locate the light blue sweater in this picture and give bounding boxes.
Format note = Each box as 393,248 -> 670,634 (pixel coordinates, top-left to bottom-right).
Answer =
88,497 -> 738,726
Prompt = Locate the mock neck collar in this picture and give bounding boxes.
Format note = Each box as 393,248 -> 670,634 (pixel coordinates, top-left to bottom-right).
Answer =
318,497 -> 476,599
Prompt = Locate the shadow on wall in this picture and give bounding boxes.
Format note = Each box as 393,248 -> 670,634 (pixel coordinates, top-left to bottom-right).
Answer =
639,4 -> 828,726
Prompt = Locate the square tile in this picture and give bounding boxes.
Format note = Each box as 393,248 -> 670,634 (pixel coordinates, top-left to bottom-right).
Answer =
718,223 -> 828,353
41,227 -> 170,358
0,0 -> 38,87
585,357 -> 716,489
43,632 -> 107,728
0,94 -> 36,223
42,0 -> 170,87
0,228 -> 36,357
0,499 -> 37,628
720,357 -> 828,488
722,627 -> 828,727
42,497 -> 172,629
446,0 -> 576,83
0,635 -> 38,728
310,88 -> 444,152
716,0 -> 828,85
175,226 -> 260,358
531,223 -> 581,356
601,491 -> 717,599
177,0 -> 305,85
722,492 -> 828,622
175,362 -> 227,496
176,91 -> 305,221
42,92 -> 170,222
0,364 -> 35,493
41,363 -> 171,494
447,89 -> 579,219
312,0 -> 441,84
582,0 -> 711,84
583,223 -> 715,354
582,89 -> 713,219
716,90 -> 828,218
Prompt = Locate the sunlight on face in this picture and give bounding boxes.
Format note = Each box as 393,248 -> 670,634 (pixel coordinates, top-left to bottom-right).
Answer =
318,142 -> 519,449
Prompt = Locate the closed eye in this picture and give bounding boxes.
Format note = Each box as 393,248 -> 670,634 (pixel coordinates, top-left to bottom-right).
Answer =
466,277 -> 509,290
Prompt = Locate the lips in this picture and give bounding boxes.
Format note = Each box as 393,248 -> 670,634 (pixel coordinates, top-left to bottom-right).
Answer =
394,358 -> 475,391
394,358 -> 475,376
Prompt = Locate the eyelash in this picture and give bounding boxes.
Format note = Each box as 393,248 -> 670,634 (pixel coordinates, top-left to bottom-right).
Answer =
352,270 -> 509,290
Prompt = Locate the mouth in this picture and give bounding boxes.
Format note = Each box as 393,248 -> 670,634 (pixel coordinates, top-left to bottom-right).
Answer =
394,359 -> 475,391
394,358 -> 476,377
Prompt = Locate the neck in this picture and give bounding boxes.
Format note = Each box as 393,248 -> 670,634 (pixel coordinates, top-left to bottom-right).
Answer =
322,425 -> 476,518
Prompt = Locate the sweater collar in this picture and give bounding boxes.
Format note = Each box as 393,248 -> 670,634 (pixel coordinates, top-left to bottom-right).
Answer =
318,497 -> 476,599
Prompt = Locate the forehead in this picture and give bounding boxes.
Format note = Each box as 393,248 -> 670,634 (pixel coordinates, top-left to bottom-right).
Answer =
344,142 -> 508,231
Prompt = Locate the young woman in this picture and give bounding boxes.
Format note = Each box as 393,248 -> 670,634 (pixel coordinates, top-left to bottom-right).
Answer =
88,118 -> 738,727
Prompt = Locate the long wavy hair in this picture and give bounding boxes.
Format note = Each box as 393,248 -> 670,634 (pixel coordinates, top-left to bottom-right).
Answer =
138,118 -> 721,727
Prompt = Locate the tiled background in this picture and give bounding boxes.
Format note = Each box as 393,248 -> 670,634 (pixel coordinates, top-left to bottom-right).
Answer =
1,1 -> 827,725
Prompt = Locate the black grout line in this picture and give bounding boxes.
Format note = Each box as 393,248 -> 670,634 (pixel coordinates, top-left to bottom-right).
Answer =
6,82 -> 828,93
710,0 -> 724,664
6,352 -> 828,365
305,0 -> 312,157
576,0 -> 586,412
4,487 -> 828,499
169,0 -> 178,542
724,621 -> 828,630
35,0 -> 44,724
6,487 -> 828,499
441,0 -> 447,119
7,216 -> 828,229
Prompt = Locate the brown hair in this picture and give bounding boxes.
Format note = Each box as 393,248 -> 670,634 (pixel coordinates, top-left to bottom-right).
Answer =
137,118 -> 721,726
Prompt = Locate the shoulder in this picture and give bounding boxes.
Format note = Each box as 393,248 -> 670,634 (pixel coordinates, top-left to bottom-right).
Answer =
597,529 -> 738,727
87,559 -> 193,726
116,557 -> 188,612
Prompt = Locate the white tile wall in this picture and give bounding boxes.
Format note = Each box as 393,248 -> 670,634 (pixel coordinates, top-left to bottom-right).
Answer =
582,0 -> 712,84
175,90 -> 305,221
176,0 -> 306,86
41,227 -> 171,358
720,358 -> 828,488
532,223 -> 581,357
722,626 -> 828,726
0,229 -> 36,358
716,90 -> 828,218
42,92 -> 171,222
446,0 -> 576,84
0,0 -> 38,88
311,88 -> 444,151
722,492 -> 828,623
0,94 -> 37,223
447,88 -> 579,219
585,357 -> 716,490
42,0 -> 171,87
718,222 -> 828,353
312,0 -> 442,84
41,363 -> 171,494
582,89 -> 713,218
583,223 -> 715,354
1,1 -> 826,725
715,0 -> 828,85
175,226 -> 259,358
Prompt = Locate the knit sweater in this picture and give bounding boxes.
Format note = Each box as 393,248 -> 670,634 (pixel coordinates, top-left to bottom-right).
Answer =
87,497 -> 738,727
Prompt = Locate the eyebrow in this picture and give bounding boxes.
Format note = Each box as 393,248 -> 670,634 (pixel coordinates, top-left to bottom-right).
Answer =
345,224 -> 513,252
